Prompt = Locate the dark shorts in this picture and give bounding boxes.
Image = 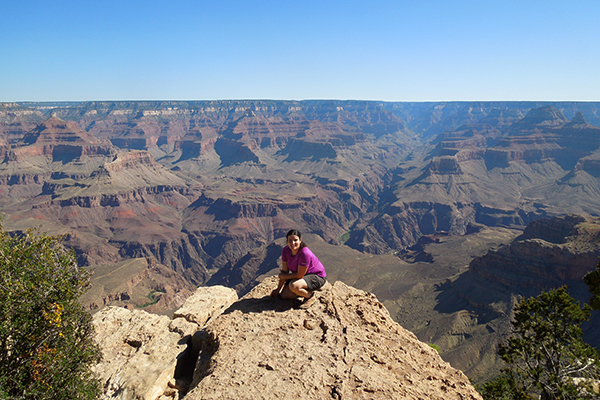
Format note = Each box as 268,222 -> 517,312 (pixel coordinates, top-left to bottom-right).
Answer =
285,274 -> 327,291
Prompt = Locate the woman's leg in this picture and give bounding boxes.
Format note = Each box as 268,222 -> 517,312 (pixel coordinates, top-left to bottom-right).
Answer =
280,278 -> 311,299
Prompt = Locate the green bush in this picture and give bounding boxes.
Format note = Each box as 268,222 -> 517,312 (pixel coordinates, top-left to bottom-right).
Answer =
339,231 -> 351,244
478,371 -> 529,400
0,225 -> 101,399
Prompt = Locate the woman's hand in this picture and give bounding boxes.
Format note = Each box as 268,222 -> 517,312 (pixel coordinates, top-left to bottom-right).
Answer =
278,270 -> 290,279
272,263 -> 289,298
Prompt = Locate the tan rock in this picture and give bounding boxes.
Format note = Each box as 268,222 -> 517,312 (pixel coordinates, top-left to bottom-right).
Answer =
92,285 -> 240,400
92,279 -> 481,400
185,277 -> 482,400
173,285 -> 237,326
169,317 -> 198,337
92,307 -> 186,400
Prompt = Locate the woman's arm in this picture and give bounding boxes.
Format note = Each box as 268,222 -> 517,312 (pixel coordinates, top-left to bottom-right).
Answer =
271,261 -> 290,297
279,265 -> 308,281
277,261 -> 290,284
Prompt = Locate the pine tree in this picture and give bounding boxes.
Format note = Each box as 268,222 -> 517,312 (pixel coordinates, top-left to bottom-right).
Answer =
481,287 -> 600,400
584,260 -> 600,310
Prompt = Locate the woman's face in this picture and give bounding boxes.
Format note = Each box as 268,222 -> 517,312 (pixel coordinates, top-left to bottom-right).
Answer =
287,235 -> 301,253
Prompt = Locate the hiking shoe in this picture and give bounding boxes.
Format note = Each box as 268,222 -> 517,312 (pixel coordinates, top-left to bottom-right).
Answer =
292,297 -> 304,307
298,293 -> 317,309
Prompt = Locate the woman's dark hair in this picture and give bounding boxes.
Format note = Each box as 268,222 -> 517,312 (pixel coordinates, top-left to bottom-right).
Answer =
286,229 -> 307,249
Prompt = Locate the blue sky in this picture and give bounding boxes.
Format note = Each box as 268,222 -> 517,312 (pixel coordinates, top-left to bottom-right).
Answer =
1,0 -> 599,102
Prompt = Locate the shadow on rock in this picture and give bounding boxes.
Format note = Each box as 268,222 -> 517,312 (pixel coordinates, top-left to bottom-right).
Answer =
222,296 -> 298,314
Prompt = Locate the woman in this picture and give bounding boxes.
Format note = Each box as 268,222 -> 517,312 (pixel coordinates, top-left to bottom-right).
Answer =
270,229 -> 327,308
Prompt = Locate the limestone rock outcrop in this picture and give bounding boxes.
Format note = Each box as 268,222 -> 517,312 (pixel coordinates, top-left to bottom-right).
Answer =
173,285 -> 238,326
92,285 -> 238,400
92,307 -> 185,400
186,277 -> 481,400
6,116 -> 115,162
469,215 -> 600,288
93,278 -> 482,400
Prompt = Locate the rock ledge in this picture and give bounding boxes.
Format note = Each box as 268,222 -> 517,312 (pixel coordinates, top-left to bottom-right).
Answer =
93,278 -> 482,400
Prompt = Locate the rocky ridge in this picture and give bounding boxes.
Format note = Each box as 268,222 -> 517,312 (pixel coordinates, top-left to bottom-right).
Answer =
80,257 -> 197,314
4,116 -> 114,163
467,214 -> 600,290
92,278 -> 482,400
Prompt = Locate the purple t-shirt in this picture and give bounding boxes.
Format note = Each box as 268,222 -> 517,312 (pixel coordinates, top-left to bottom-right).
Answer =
282,245 -> 326,278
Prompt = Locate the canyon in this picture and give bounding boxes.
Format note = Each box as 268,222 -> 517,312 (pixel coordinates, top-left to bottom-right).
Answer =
2,100 -> 600,382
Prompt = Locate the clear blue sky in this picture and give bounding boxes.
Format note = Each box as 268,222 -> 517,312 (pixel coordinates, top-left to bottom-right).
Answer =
1,0 -> 599,102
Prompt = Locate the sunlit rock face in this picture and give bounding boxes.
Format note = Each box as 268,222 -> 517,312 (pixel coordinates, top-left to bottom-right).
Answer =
92,279 -> 482,400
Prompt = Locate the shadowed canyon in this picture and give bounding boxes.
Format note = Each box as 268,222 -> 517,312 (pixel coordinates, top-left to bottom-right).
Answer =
2,100 -> 600,383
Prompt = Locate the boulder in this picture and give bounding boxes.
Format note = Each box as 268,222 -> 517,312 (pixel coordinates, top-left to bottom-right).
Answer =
185,277 -> 482,400
92,285 -> 238,400
173,285 -> 238,326
92,307 -> 185,400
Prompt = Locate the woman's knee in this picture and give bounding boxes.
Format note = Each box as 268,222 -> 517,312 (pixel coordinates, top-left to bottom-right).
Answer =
289,279 -> 307,294
289,279 -> 302,288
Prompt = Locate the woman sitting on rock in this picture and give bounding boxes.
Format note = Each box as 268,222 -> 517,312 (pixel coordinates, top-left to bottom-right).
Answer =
270,229 -> 327,308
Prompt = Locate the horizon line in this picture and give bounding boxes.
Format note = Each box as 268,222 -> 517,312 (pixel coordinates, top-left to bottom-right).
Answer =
6,99 -> 600,105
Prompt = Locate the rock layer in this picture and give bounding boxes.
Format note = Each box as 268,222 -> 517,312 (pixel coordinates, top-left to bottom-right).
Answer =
425,215 -> 600,380
92,279 -> 482,400
468,214 -> 600,288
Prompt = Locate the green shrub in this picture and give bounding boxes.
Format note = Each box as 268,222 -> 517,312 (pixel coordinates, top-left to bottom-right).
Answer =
0,225 -> 101,399
478,372 -> 529,400
339,231 -> 351,244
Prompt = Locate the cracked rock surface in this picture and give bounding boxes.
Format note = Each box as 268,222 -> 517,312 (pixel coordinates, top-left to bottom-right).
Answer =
185,277 -> 482,400
92,278 -> 481,399
92,285 -> 238,400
